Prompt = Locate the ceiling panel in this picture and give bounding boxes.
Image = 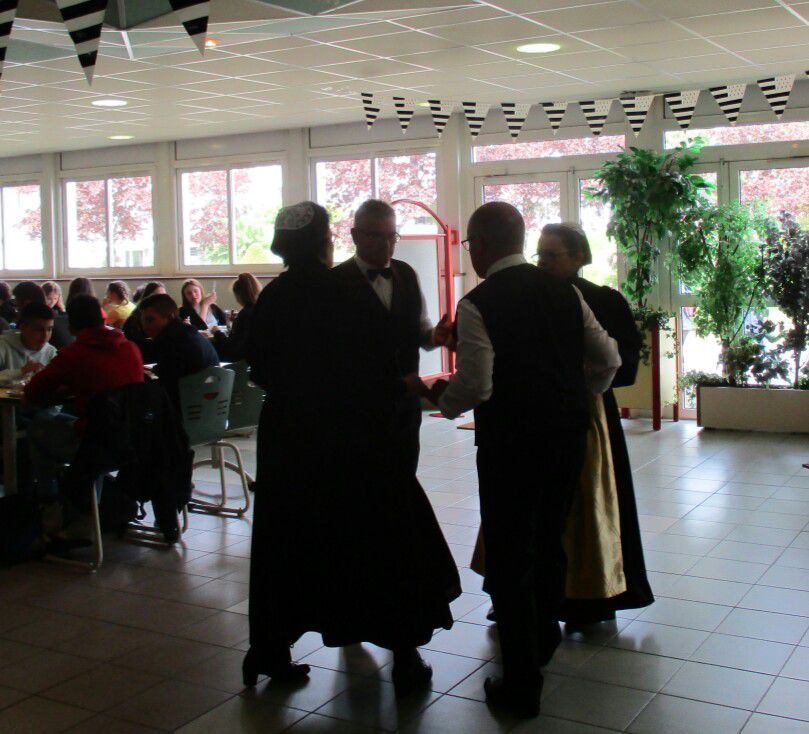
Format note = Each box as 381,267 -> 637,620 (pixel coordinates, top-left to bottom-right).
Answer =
0,0 -> 806,157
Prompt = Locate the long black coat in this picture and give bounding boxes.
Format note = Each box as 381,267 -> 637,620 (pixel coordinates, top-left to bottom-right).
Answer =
561,277 -> 654,619
246,262 -> 459,653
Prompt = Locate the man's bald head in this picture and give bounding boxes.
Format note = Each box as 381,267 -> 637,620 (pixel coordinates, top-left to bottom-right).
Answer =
466,202 -> 525,278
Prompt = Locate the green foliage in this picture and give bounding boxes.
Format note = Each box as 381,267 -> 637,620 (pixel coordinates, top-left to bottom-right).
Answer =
762,211 -> 809,388
587,142 -> 712,309
681,369 -> 725,405
675,201 -> 770,361
720,321 -> 788,387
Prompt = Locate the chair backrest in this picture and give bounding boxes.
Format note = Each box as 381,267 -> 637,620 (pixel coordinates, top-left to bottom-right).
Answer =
225,360 -> 265,431
179,366 -> 234,447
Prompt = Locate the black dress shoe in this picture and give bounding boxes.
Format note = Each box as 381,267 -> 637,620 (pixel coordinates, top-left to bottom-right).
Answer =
484,676 -> 541,718
391,654 -> 433,698
242,648 -> 311,687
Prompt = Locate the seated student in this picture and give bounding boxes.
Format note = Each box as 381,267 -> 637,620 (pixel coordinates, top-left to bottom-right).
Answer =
178,278 -> 227,331
42,282 -> 65,314
103,280 -> 136,329
23,295 -> 144,498
139,293 -> 219,409
0,281 -> 15,329
13,281 -> 73,350
122,281 -> 165,361
211,273 -> 260,362
0,303 -> 56,385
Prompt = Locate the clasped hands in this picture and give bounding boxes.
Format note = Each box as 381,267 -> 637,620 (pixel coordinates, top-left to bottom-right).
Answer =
404,374 -> 449,406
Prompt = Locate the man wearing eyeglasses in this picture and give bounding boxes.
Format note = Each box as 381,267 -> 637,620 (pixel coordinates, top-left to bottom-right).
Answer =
332,199 -> 452,477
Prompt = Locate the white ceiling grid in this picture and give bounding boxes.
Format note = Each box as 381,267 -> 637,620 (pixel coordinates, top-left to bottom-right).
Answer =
0,0 -> 806,156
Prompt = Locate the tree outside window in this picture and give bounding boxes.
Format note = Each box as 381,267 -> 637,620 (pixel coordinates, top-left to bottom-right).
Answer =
315,152 -> 437,262
181,164 -> 283,267
2,184 -> 44,271
64,175 -> 154,269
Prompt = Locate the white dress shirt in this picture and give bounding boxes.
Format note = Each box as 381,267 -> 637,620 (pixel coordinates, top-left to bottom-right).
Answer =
353,255 -> 436,349
438,254 -> 621,419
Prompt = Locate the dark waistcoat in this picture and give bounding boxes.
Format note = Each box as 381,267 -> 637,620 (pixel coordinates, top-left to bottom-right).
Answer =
332,258 -> 423,378
464,264 -> 589,447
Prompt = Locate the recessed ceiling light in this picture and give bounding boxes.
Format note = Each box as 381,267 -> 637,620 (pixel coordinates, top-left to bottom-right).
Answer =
417,102 -> 430,108
516,42 -> 561,54
92,98 -> 128,108
204,38 -> 220,48
108,135 -> 133,140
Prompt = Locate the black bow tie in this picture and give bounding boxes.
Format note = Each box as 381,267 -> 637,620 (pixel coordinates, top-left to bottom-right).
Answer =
367,267 -> 392,282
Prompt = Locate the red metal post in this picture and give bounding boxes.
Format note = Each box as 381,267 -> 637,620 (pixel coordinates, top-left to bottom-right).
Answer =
651,324 -> 661,431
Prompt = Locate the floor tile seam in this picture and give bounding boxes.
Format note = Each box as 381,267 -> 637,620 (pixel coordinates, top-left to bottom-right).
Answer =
654,687 -> 769,714
0,689 -> 31,713
113,689 -> 240,731
538,657 -> 687,694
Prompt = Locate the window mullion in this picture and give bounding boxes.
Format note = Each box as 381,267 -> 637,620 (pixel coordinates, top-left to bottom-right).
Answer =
227,168 -> 236,265
105,178 -> 114,269
371,156 -> 378,198
0,186 -> 5,271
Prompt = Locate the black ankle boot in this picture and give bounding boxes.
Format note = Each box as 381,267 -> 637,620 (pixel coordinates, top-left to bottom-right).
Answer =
242,647 -> 311,687
391,650 -> 432,698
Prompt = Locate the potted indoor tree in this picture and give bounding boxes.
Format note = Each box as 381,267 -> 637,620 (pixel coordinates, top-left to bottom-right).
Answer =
587,143 -> 712,428
678,205 -> 808,432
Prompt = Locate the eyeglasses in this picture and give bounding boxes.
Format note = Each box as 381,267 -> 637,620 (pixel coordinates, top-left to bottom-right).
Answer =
354,228 -> 401,243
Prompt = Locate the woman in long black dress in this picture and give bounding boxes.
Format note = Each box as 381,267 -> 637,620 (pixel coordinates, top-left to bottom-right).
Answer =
537,222 -> 654,624
245,202 -> 460,693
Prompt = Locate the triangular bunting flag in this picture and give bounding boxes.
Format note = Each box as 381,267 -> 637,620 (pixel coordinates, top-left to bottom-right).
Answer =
428,99 -> 452,137
393,96 -> 415,133
0,1 -> 19,85
710,83 -> 747,124
620,95 -> 654,136
757,74 -> 794,118
168,0 -> 210,55
579,99 -> 613,136
664,90 -> 700,130
462,101 -> 490,138
361,92 -> 379,129
540,101 -> 568,132
55,0 -> 108,84
501,102 -> 531,139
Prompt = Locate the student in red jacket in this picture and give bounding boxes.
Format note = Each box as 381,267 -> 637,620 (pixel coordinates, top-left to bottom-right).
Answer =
24,295 -> 143,498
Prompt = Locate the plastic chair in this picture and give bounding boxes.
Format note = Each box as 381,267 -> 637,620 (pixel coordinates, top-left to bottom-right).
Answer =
180,366 -> 250,517
224,361 -> 264,443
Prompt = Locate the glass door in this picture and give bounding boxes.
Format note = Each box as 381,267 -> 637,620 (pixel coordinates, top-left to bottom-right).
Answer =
476,174 -> 568,259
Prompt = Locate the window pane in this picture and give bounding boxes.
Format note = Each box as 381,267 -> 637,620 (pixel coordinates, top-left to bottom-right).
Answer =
110,176 -> 154,268
665,121 -> 809,149
181,169 -> 229,265
2,185 -> 43,270
376,153 -> 438,234
578,178 -> 617,287
65,179 -> 108,269
739,166 -> 809,225
474,135 -> 625,162
680,306 -> 722,408
233,165 -> 284,265
316,158 -> 372,263
482,180 -> 561,258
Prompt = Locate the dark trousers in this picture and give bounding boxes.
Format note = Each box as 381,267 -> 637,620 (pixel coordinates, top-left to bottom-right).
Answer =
477,430 -> 587,684
393,398 -> 422,477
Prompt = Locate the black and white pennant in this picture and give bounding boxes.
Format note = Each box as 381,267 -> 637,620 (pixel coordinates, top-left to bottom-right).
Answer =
579,99 -> 613,136
0,1 -> 19,85
757,74 -> 794,118
462,101 -> 490,138
664,90 -> 700,130
55,0 -> 108,84
361,92 -> 379,129
710,83 -> 747,124
393,96 -> 415,133
428,99 -> 452,137
620,95 -> 654,136
501,102 -> 531,139
540,101 -> 567,132
168,0 -> 210,55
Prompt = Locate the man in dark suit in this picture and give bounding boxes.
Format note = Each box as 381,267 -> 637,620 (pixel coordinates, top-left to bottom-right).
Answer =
331,199 -> 451,476
413,202 -> 620,718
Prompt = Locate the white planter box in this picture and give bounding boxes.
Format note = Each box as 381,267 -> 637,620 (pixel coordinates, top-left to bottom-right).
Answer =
698,386 -> 809,433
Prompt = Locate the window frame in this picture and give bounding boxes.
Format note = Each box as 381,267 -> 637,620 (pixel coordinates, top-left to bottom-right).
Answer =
0,176 -> 48,278
174,156 -> 287,275
59,165 -> 159,277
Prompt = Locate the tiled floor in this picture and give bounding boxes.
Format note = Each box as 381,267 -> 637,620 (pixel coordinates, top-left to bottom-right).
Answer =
1,416 -> 808,733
